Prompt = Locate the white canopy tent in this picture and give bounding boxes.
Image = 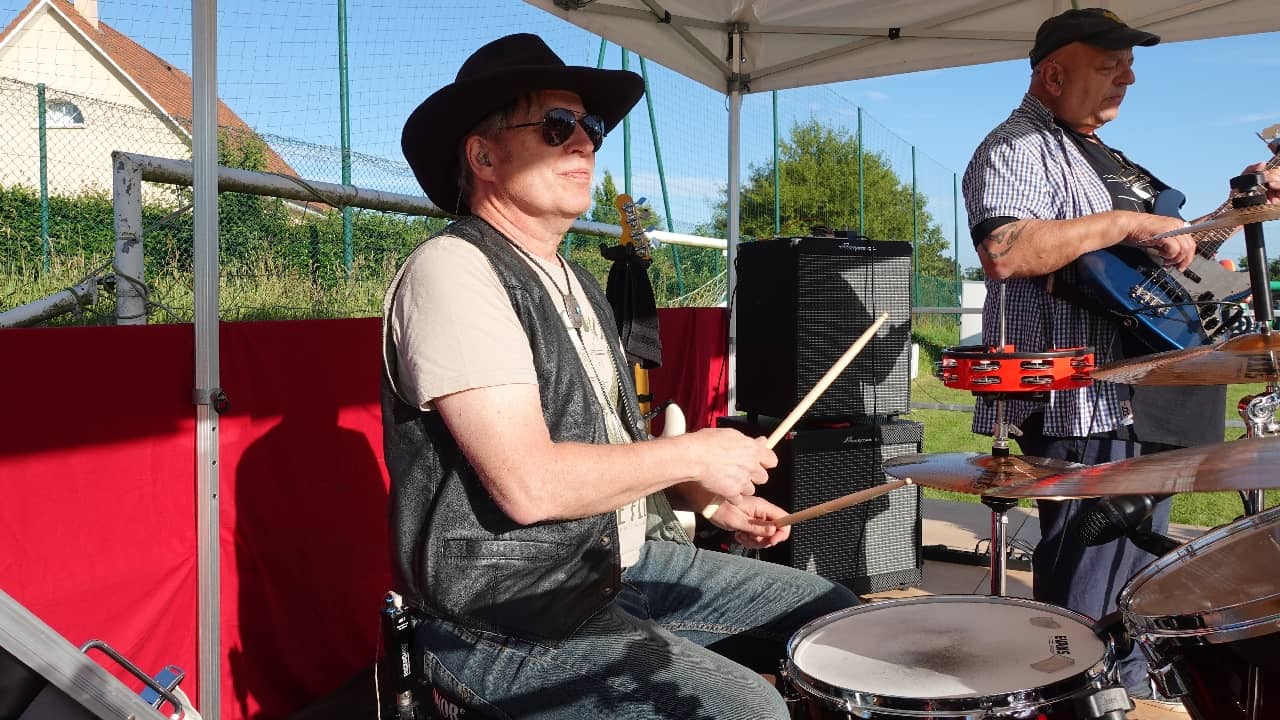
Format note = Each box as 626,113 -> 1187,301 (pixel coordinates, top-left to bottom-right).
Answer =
183,1 -> 1280,714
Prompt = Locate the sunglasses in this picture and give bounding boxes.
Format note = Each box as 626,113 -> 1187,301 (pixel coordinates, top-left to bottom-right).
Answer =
505,108 -> 605,152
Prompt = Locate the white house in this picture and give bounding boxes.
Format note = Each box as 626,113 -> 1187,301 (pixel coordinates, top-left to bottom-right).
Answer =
0,0 -> 292,198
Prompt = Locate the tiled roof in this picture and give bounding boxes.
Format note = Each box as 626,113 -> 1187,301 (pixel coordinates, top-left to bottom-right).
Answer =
1,0 -> 296,176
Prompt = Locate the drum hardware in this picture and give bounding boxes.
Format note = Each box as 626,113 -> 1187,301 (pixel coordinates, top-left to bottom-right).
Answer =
1237,388 -> 1279,515
903,285 -> 1093,595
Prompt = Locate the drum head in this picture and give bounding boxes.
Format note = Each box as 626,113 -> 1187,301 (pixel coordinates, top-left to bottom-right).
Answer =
1121,504 -> 1280,641
789,596 -> 1107,699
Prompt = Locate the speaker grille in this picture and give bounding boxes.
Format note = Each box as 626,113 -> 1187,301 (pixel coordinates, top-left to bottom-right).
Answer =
716,416 -> 923,594
737,237 -> 913,419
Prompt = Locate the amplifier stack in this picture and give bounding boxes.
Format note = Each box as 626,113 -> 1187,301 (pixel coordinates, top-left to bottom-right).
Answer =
726,233 -> 922,593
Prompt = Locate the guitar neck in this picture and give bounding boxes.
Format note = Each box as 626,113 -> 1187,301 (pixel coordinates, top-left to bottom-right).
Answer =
1197,152 -> 1280,257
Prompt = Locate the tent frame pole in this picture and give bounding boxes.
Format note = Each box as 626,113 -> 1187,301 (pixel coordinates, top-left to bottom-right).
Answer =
726,24 -> 743,416
192,0 -> 222,716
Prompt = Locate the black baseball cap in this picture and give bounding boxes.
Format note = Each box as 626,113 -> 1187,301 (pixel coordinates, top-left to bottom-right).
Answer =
1029,8 -> 1159,67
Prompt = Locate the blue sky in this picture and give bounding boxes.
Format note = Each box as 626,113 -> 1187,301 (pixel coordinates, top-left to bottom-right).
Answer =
14,0 -> 1279,272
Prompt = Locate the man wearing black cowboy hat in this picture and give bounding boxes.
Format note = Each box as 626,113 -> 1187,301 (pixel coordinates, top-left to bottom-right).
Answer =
381,33 -> 858,718
963,7 -> 1280,706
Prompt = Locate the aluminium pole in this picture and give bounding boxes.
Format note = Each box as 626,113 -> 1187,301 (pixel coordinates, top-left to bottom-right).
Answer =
192,0 -> 222,715
726,26 -> 743,415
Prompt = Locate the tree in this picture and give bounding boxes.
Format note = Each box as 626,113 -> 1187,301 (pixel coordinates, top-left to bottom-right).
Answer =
703,118 -> 957,284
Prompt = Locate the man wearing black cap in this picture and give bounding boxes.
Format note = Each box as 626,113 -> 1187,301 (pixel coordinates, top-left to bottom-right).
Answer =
382,33 -> 857,718
963,7 -> 1280,705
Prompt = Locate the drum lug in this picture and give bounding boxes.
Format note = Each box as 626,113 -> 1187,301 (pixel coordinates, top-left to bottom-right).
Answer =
1075,686 -> 1132,720
1150,661 -> 1191,699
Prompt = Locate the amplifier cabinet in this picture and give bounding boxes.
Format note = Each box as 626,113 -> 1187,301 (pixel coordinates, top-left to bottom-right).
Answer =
716,415 -> 923,594
735,236 -> 913,419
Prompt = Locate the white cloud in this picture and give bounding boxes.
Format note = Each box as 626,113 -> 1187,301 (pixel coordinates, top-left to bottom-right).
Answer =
866,90 -> 889,103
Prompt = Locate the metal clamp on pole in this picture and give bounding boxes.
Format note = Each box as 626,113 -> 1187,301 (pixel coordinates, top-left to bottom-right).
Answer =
192,387 -> 230,414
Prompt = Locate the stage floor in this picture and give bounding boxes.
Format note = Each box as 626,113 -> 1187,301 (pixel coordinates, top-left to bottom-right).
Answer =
862,498 -> 1204,719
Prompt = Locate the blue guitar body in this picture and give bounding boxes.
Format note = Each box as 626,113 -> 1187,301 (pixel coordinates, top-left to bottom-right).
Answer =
1070,189 -> 1250,352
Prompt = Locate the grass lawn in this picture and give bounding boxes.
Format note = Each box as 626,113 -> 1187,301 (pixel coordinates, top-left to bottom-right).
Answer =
907,316 -> 1276,529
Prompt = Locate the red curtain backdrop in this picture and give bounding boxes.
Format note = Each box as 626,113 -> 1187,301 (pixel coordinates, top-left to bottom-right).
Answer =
0,308 -> 724,719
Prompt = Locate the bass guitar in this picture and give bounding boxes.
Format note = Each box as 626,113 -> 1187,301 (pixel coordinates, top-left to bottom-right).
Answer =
1071,129 -> 1280,351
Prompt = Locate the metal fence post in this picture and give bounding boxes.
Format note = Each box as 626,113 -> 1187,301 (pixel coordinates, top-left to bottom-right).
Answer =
111,152 -> 146,324
37,83 -> 49,274
911,145 -> 918,306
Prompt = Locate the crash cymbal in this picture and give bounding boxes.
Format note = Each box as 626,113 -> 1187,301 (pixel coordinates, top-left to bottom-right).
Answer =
991,435 -> 1280,500
1091,331 -> 1280,386
1151,203 -> 1280,240
882,452 -> 1084,495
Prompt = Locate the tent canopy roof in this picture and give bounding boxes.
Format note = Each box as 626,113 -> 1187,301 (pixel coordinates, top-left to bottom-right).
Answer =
526,0 -> 1280,94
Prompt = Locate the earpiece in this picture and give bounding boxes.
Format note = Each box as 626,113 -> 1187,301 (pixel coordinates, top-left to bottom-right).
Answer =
478,152 -> 491,167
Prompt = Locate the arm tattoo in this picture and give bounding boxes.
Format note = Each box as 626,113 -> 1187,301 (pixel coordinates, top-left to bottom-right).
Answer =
984,222 -> 1027,261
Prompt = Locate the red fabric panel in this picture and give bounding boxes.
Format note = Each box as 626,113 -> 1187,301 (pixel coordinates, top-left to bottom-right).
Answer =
0,310 -> 718,718
218,318 -> 390,720
649,307 -> 729,433
0,319 -> 391,720
0,324 -> 199,699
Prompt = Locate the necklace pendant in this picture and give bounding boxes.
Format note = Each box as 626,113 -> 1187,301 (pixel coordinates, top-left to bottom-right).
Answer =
564,293 -> 584,329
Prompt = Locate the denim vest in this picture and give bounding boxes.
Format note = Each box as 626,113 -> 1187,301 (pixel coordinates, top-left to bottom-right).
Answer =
382,216 -> 672,644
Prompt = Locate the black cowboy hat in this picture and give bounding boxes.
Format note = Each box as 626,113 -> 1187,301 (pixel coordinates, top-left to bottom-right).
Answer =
402,33 -> 645,215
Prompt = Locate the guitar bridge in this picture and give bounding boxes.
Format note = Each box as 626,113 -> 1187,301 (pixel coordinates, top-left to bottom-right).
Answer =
1128,285 -> 1170,315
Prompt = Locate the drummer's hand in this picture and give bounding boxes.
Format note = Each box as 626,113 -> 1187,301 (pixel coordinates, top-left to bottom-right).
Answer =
682,429 -> 776,504
1121,212 -> 1195,271
1242,163 -> 1280,204
705,495 -> 791,548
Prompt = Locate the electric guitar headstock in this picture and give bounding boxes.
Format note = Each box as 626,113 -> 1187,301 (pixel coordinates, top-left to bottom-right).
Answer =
1259,123 -> 1280,158
614,193 -> 654,263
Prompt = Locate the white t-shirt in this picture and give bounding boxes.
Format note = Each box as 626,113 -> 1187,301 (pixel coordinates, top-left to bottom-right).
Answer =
386,235 -> 646,566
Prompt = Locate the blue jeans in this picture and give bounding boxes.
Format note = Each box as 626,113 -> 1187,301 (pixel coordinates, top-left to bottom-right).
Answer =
1014,416 -> 1173,691
413,540 -> 860,719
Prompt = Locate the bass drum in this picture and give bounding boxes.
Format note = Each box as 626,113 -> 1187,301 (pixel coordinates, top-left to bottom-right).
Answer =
1120,504 -> 1280,720
783,595 -> 1125,719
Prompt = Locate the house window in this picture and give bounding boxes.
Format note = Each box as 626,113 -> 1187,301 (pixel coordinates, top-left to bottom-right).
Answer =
47,100 -> 84,128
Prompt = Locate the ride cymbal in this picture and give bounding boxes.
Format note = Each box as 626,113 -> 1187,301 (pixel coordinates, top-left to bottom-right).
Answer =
992,435 -> 1280,500
882,452 -> 1083,495
1151,203 -> 1280,240
1092,332 -> 1280,386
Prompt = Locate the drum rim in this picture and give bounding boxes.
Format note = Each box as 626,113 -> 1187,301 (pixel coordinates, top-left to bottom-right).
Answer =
785,595 -> 1115,715
1119,504 -> 1280,644
941,345 -> 1094,360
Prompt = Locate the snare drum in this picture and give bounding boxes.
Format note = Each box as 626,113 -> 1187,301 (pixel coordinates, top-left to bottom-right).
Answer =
1119,504 -> 1280,720
783,595 -> 1123,719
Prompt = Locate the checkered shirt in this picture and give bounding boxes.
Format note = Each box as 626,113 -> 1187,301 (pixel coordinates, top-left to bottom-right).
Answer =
962,93 -> 1130,438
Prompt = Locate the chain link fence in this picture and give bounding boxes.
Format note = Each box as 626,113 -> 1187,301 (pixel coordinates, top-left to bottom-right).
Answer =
1,71 -> 963,326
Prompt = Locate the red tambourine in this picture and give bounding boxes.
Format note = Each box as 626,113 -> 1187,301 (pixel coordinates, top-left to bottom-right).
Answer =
938,345 -> 1094,395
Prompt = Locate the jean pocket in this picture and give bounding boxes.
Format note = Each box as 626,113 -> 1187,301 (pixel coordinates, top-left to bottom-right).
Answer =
421,650 -> 510,720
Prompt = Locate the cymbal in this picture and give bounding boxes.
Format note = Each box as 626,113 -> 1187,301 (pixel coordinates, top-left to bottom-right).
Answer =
992,435 -> 1280,500
1091,332 -> 1280,386
1152,203 -> 1280,240
882,452 -> 1084,495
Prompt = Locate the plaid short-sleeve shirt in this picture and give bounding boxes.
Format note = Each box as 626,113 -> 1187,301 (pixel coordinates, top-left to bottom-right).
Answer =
962,94 -> 1129,438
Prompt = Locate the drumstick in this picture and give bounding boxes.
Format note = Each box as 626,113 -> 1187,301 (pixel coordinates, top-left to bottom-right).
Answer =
773,478 -> 913,528
701,312 -> 890,519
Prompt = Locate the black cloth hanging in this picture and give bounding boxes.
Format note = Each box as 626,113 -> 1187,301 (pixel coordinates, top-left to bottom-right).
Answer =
600,243 -> 662,369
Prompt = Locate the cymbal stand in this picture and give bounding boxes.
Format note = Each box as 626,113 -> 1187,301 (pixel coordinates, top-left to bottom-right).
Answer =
982,282 -> 1018,596
1231,171 -> 1278,515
